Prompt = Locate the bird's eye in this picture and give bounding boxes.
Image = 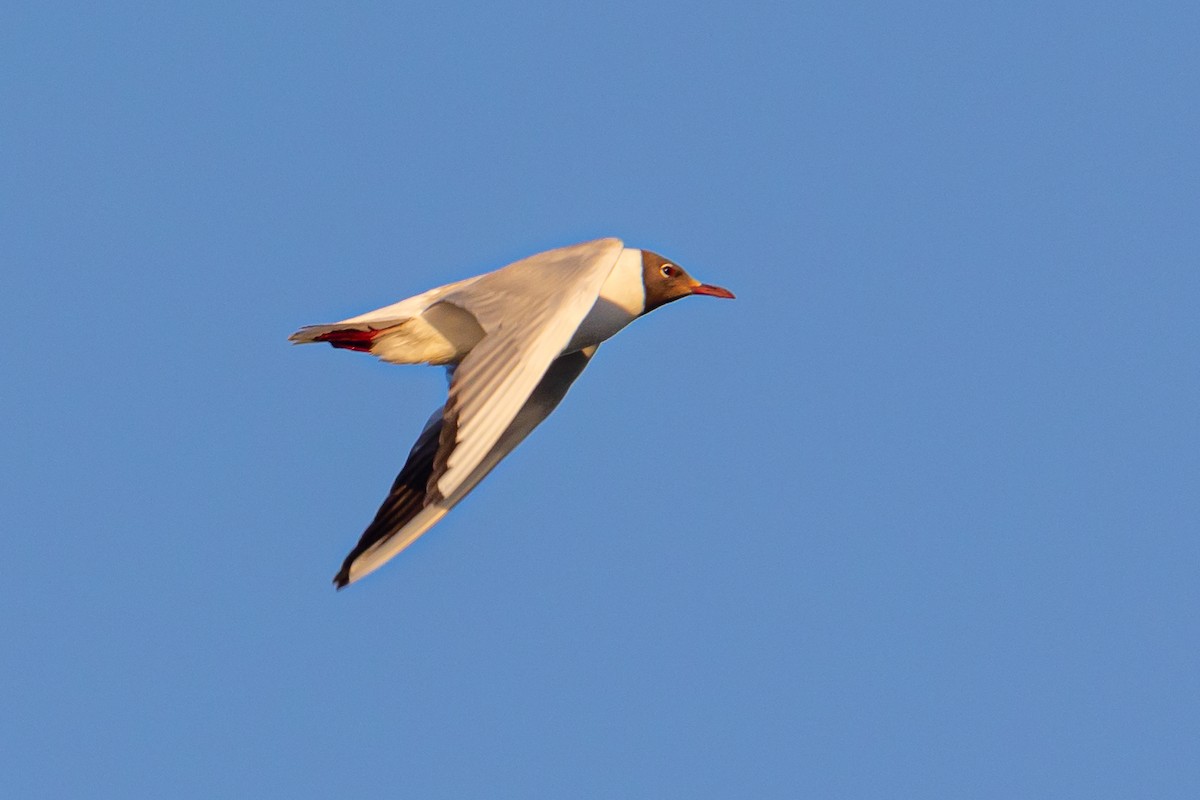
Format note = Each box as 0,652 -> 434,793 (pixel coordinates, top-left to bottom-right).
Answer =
660,264 -> 676,278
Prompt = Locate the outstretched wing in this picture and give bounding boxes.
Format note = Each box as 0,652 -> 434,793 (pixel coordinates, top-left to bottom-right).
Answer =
334,346 -> 599,588
428,237 -> 623,500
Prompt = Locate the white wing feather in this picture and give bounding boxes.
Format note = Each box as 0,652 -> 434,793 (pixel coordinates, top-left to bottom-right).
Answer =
432,238 -> 623,499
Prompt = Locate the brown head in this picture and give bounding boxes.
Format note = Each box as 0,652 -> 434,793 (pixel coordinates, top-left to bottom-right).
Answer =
640,250 -> 735,315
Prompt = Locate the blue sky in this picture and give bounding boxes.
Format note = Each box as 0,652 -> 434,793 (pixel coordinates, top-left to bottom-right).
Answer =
3,1 -> 1198,796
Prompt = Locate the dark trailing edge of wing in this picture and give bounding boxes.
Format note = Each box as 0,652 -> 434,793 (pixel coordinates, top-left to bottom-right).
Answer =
331,348 -> 598,589
332,410 -> 445,589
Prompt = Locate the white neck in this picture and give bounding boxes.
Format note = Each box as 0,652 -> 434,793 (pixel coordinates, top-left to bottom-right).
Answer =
600,248 -> 646,316
564,248 -> 646,353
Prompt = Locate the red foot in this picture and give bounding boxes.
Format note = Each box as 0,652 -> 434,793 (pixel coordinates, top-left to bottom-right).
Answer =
314,328 -> 379,353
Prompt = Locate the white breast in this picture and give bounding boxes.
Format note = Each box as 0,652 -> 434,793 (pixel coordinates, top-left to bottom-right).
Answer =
564,248 -> 645,353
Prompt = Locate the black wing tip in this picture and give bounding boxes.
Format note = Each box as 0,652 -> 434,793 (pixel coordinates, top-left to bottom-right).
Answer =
333,567 -> 351,590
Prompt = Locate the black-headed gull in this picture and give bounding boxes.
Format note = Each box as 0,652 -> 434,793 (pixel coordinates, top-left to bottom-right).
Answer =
290,238 -> 734,588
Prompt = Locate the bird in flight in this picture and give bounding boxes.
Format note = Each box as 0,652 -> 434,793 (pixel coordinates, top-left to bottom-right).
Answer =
290,238 -> 734,588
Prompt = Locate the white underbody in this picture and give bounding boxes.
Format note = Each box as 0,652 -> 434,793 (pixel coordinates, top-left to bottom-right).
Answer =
370,248 -> 645,366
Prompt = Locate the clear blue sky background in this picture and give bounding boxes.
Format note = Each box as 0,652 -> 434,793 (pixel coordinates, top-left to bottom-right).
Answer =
3,2 -> 1197,797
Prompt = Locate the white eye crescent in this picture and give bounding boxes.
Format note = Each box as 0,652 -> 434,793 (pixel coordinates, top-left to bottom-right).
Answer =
660,264 -> 676,277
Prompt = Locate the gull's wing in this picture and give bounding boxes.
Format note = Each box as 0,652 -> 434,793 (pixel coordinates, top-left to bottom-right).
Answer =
334,346 -> 599,588
429,237 -> 623,500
